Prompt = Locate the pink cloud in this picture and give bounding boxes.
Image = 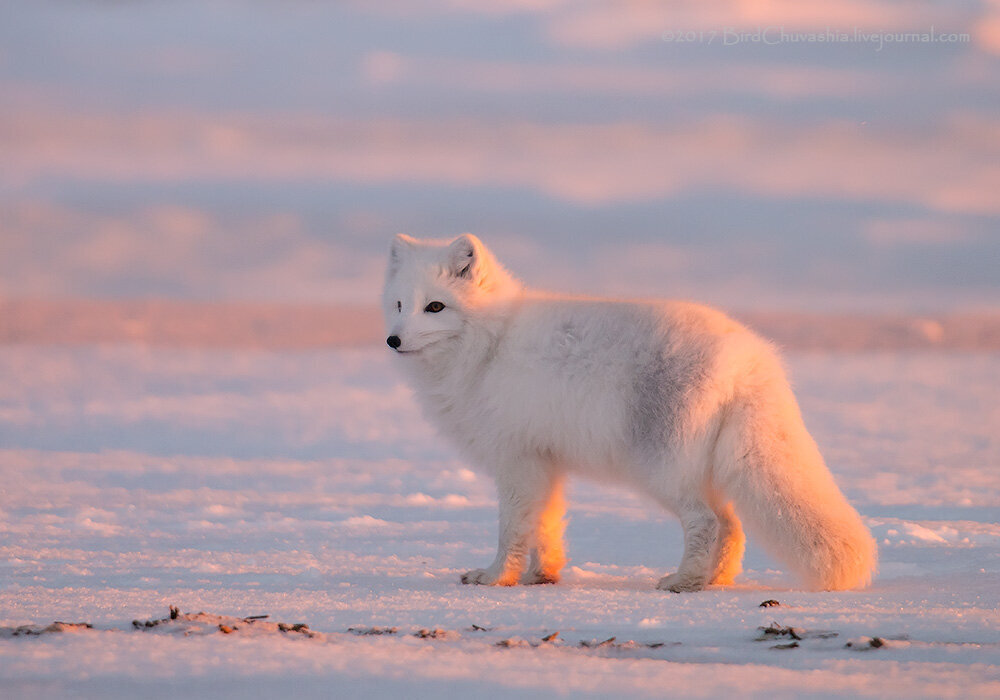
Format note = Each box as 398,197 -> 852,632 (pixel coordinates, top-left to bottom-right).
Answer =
2,108 -> 998,214
545,0 -> 958,49
359,0 -> 988,52
361,51 -> 882,98
977,0 -> 1000,53
0,202 -> 385,302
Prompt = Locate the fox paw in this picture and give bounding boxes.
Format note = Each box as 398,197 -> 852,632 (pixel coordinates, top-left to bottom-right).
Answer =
520,570 -> 559,585
461,568 -> 501,585
656,573 -> 707,593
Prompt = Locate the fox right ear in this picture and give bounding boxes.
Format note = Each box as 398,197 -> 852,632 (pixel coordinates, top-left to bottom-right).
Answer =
389,234 -> 416,274
446,234 -> 482,280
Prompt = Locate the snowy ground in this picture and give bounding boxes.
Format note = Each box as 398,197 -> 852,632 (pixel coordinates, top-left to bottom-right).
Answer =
1,339 -> 999,698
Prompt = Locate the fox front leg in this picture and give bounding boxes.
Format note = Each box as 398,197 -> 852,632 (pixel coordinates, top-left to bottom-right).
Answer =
461,464 -> 558,586
520,473 -> 566,584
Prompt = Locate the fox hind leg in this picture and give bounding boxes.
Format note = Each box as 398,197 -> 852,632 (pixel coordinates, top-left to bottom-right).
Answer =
657,499 -> 720,593
708,501 -> 745,585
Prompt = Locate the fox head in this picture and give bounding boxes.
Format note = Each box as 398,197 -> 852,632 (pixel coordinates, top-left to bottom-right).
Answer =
382,234 -> 519,354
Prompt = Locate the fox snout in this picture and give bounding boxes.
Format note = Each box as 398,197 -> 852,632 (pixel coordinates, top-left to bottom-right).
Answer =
386,335 -> 402,349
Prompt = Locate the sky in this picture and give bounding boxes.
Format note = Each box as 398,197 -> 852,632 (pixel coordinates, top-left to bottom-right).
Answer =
1,0 -> 999,311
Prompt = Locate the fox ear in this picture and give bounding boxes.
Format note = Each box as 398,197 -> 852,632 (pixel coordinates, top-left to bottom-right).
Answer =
446,234 -> 481,280
389,234 -> 416,274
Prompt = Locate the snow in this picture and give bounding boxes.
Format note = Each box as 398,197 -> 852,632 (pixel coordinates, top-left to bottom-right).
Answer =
1,335 -> 998,698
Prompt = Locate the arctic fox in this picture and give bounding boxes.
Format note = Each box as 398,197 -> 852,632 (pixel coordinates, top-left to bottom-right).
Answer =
382,234 -> 876,592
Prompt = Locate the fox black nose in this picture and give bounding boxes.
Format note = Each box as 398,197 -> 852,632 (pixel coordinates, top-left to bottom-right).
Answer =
386,335 -> 401,349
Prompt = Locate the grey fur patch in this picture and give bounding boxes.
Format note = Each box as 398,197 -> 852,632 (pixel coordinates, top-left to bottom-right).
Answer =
628,327 -> 709,461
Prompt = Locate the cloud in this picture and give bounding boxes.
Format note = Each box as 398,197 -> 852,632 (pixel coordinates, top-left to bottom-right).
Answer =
977,0 -> 1000,53
862,218 -> 974,246
361,50 -> 882,98
0,202 -> 385,302
543,0 -> 962,49
358,0 -> 990,53
8,107 -> 998,214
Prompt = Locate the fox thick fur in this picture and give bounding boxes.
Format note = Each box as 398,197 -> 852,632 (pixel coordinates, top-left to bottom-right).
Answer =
382,234 -> 877,592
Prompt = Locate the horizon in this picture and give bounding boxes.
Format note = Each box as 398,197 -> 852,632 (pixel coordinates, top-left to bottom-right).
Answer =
2,2 -> 999,313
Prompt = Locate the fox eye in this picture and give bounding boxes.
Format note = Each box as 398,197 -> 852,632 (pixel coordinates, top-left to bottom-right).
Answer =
396,301 -> 401,312
424,301 -> 445,313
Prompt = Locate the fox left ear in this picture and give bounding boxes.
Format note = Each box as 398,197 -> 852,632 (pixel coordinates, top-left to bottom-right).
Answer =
446,234 -> 482,280
388,234 -> 416,276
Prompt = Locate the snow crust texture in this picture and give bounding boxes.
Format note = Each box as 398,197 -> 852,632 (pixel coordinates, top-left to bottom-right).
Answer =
1,345 -> 998,698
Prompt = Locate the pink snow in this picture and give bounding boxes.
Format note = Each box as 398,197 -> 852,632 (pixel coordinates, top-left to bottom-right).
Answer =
0,315 -> 998,698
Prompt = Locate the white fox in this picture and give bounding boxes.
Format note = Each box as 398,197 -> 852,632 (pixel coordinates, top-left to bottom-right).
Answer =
382,234 -> 876,592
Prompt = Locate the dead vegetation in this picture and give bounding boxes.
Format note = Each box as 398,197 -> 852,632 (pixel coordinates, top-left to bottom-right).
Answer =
128,607 -> 317,639
755,621 -> 839,650
4,621 -> 93,637
2,606 -> 901,658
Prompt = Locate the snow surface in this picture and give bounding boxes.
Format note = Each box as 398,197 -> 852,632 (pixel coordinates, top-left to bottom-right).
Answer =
1,341 -> 999,698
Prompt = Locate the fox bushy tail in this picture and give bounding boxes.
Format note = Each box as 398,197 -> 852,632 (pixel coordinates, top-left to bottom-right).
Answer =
716,376 -> 877,591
